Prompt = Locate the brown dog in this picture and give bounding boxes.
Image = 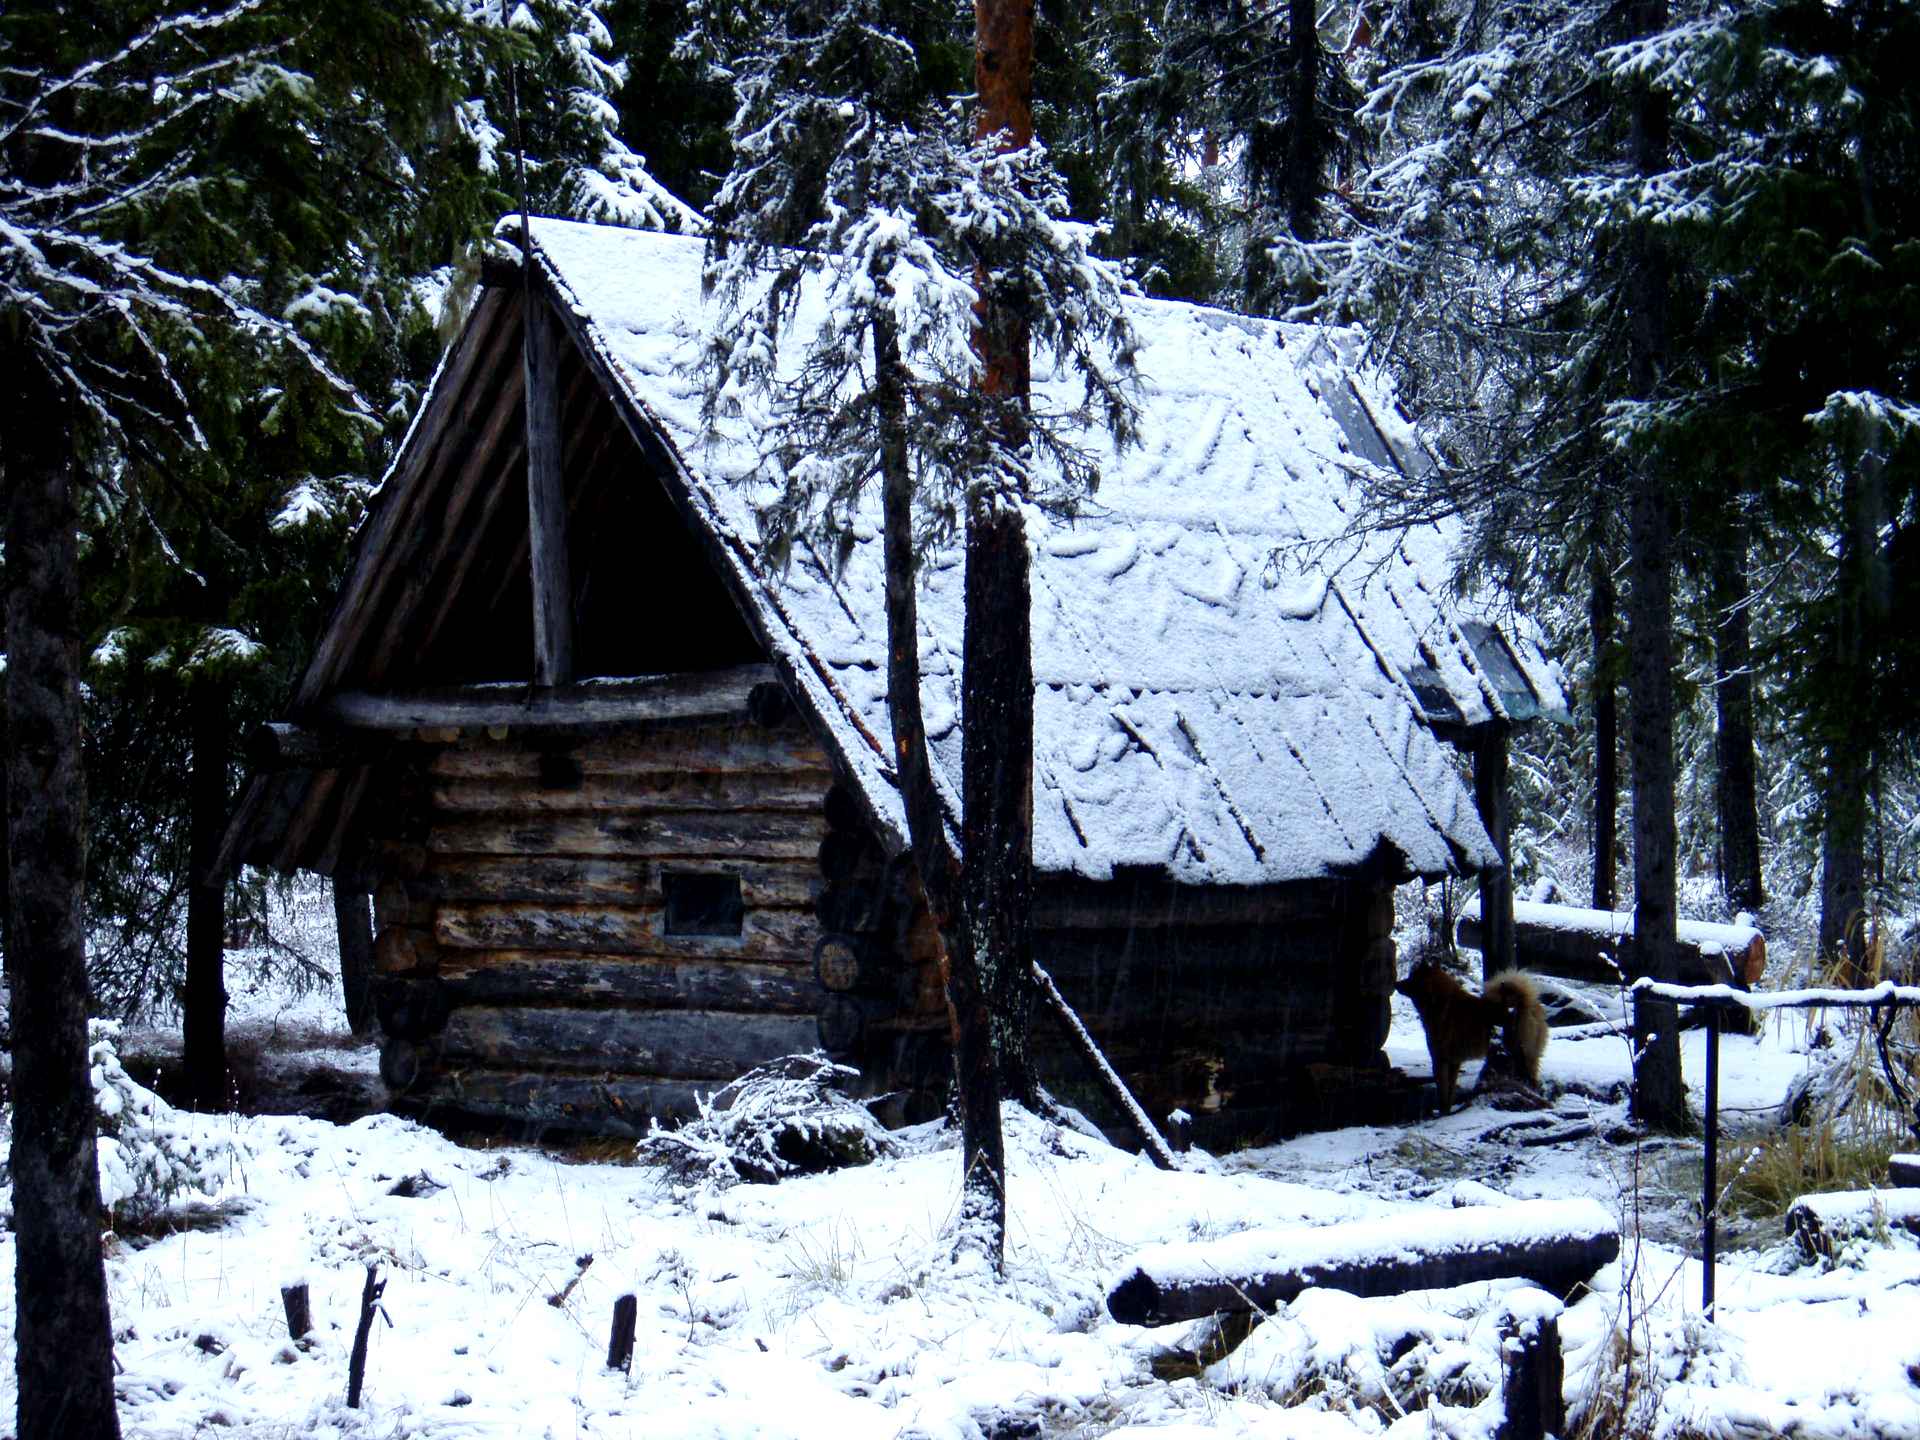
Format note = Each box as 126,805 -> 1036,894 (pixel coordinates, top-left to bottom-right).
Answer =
1395,962 -> 1549,1113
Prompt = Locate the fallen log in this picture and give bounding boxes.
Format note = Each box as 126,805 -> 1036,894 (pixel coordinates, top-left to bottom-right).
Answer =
1106,1197 -> 1619,1327
1459,898 -> 1765,988
1891,1154 -> 1920,1189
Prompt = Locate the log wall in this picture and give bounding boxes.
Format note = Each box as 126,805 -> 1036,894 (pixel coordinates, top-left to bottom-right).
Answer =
365,713 -> 833,1137
360,713 -> 1397,1145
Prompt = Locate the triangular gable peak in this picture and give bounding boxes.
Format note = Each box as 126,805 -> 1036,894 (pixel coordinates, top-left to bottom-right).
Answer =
229,218 -> 1562,887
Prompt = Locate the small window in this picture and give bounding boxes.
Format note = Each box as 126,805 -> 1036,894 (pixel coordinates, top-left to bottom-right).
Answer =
663,872 -> 745,937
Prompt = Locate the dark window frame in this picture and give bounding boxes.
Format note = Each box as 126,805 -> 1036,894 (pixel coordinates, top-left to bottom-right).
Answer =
662,871 -> 745,937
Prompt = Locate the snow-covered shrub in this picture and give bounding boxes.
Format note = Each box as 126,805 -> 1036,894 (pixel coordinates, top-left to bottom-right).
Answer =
639,1053 -> 894,1190
89,1021 -> 241,1224
1206,1287 -> 1497,1418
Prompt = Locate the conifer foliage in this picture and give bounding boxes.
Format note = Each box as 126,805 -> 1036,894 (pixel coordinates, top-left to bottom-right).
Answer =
685,0 -> 1136,1267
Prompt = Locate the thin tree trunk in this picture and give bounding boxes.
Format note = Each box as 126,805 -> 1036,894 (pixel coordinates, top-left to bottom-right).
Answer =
1622,0 -> 1685,1132
1286,0 -> 1324,241
1709,529 -> 1763,916
1590,542 -> 1618,914
874,308 -> 1004,1267
1818,422 -> 1887,982
335,884 -> 377,1036
4,345 -> 124,1440
184,680 -> 229,1109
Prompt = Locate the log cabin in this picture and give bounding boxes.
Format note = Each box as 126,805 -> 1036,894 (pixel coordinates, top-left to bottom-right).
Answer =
220,218 -> 1568,1147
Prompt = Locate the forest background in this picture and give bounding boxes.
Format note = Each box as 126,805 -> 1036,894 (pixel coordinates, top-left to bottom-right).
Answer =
5,0 -> 1917,1067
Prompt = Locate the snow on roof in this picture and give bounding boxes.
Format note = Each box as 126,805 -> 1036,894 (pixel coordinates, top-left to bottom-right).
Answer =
521,219 -> 1563,884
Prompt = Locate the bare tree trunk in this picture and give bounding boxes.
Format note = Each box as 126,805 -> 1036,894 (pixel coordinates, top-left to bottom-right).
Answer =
1590,542 -> 1619,914
4,345 -> 124,1440
874,308 -> 1004,1267
184,679 -> 230,1109
1709,529 -> 1763,916
1622,0 -> 1686,1133
1819,424 -> 1887,983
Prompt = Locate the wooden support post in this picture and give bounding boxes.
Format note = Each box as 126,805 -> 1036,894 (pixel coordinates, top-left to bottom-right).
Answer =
523,292 -> 573,687
335,884 -> 376,1036
280,1281 -> 312,1342
1495,1291 -> 1565,1440
607,1293 -> 638,1372
1167,1110 -> 1193,1155
1473,724 -> 1515,980
346,1263 -> 387,1409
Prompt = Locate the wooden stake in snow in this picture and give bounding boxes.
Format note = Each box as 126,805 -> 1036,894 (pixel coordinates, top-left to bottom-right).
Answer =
1495,1290 -> 1564,1440
280,1281 -> 312,1343
1032,964 -> 1179,1170
607,1293 -> 638,1373
346,1264 -> 388,1408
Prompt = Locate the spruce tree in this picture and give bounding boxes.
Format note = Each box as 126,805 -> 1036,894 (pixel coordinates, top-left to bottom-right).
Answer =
685,0 -> 1135,1268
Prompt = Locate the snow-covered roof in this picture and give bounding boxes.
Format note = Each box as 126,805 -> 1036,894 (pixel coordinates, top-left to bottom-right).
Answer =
510,219 -> 1565,885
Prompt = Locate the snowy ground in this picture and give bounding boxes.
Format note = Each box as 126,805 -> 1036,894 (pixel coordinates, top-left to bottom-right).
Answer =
8,970 -> 1920,1438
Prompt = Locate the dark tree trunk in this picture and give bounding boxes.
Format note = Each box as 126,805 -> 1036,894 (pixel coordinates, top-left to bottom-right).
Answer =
335,883 -> 377,1036
964,500 -> 1039,1109
1590,543 -> 1619,913
1709,530 -> 1763,916
1286,0 -> 1325,241
972,0 -> 1041,1119
1472,726 -> 1514,979
3,346 -> 124,1440
1622,0 -> 1685,1132
874,308 -> 1004,1266
184,680 -> 230,1110
1818,427 -> 1887,983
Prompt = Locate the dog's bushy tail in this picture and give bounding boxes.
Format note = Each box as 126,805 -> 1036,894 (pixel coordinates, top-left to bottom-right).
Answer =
1484,972 -> 1549,1086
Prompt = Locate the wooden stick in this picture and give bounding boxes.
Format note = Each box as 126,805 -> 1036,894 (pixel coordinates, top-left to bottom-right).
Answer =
607,1293 -> 638,1372
547,1254 -> 594,1308
346,1264 -> 387,1408
1032,963 -> 1178,1171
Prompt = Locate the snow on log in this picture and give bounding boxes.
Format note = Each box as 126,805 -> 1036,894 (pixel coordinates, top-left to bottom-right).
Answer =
1458,898 -> 1764,986
1788,1190 -> 1920,1260
1105,1198 -> 1618,1327
1891,1155 -> 1920,1189
1629,978 -> 1920,1011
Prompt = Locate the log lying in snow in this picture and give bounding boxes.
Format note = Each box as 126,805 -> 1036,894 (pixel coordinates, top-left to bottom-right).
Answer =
1891,1155 -> 1920,1189
1105,1197 -> 1619,1327
1459,898 -> 1765,988
1787,1190 -> 1920,1260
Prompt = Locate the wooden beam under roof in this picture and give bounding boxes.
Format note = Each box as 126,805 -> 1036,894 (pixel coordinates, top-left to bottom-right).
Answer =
316,664 -> 776,734
523,291 -> 574,686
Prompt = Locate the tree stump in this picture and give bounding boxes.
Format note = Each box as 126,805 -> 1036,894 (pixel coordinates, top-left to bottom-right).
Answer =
1495,1289 -> 1564,1440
